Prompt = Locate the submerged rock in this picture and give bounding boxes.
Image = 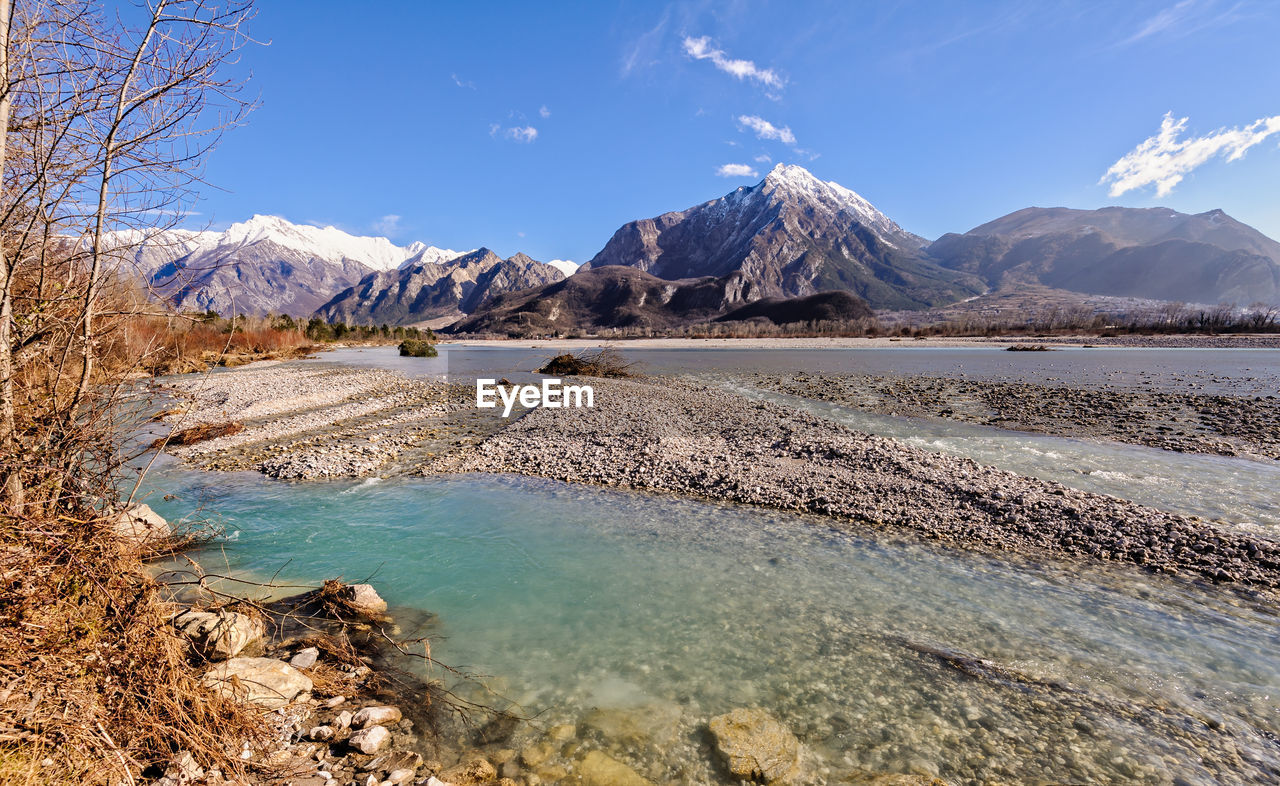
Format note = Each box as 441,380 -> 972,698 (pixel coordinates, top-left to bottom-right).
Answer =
202,657 -> 312,708
843,772 -> 950,785
708,708 -> 803,785
575,750 -> 653,786
438,757 -> 497,785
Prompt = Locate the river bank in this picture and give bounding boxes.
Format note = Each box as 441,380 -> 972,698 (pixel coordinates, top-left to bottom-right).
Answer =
746,371 -> 1280,461
440,333 -> 1280,350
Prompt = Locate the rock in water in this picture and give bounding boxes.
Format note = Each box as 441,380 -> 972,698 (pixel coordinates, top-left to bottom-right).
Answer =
112,504 -> 171,546
343,583 -> 389,618
438,757 -> 498,785
575,750 -> 653,786
201,657 -> 312,708
708,708 -> 803,785
845,773 -> 950,785
173,608 -> 264,660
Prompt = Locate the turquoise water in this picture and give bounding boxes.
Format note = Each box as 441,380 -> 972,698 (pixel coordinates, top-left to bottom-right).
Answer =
143,457 -> 1280,785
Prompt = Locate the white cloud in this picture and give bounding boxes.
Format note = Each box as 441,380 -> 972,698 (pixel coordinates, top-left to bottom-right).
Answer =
372,214 -> 401,235
682,36 -> 784,92
539,105 -> 551,118
754,154 -> 772,163
502,125 -> 539,143
1101,112 -> 1280,197
488,123 -> 501,137
716,163 -> 759,178
738,114 -> 796,146
452,73 -> 476,89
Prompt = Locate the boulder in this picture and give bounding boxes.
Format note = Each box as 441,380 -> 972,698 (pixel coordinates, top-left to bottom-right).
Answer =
353,705 -> 402,728
112,504 -> 171,546
348,725 -> 391,754
202,657 -> 313,709
438,757 -> 497,785
575,750 -> 652,786
173,608 -> 264,660
708,708 -> 803,785
342,583 -> 388,618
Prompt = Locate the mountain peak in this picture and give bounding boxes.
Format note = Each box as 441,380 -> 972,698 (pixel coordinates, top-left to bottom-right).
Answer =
764,162 -> 821,185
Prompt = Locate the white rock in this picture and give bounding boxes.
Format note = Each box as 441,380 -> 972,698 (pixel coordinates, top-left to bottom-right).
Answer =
384,769 -> 415,785
343,583 -> 388,617
307,725 -> 335,742
202,657 -> 313,709
173,609 -> 264,660
323,695 -> 346,708
353,705 -> 402,728
112,504 -> 171,546
289,646 -> 320,669
348,725 -> 391,754
333,709 -> 354,730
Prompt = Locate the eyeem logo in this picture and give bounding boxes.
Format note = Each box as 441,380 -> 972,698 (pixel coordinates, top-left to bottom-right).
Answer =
476,378 -> 594,417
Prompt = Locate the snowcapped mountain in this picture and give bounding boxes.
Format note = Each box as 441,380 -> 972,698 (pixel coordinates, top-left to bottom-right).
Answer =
584,163 -> 981,309
119,215 -> 469,316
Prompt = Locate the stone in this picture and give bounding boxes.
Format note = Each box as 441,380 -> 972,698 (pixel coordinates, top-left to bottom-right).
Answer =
112,504 -> 171,546
174,608 -> 264,660
384,770 -> 415,785
438,757 -> 497,785
580,703 -> 680,749
575,750 -> 652,786
549,723 -> 576,742
156,750 -> 203,785
333,710 -> 354,730
354,705 -> 402,728
708,708 -> 803,785
290,646 -> 320,669
348,725 -> 391,754
425,778 -> 453,786
324,696 -> 347,708
342,583 -> 388,618
307,725 -> 335,742
202,657 -> 312,709
520,741 -> 555,768
360,751 -> 422,773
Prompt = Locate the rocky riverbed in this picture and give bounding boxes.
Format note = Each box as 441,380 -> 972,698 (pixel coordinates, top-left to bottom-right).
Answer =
744,371 -> 1280,461
155,363 -> 508,479
433,376 -> 1280,592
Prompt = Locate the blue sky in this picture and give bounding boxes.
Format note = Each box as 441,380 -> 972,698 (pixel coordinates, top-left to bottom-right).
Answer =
190,0 -> 1280,261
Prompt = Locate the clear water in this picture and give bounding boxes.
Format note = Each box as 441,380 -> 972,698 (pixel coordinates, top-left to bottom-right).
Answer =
141,462 -> 1280,785
143,345 -> 1280,784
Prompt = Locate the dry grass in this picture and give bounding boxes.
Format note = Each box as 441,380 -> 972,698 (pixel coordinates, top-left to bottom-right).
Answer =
0,511 -> 269,785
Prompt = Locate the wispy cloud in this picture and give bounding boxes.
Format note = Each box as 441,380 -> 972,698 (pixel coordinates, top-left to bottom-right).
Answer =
372,214 -> 401,235
738,114 -> 796,146
451,73 -> 476,89
1101,112 -> 1280,197
683,36 -> 784,92
539,105 -> 551,118
505,125 -> 538,143
754,153 -> 772,163
1119,0 -> 1246,46
716,163 -> 758,178
622,9 -> 670,76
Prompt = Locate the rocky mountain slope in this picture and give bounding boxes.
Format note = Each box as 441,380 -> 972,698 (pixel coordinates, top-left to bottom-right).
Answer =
315,248 -> 565,326
928,207 -> 1280,305
119,216 -> 465,316
446,265 -> 874,335
583,164 -> 983,310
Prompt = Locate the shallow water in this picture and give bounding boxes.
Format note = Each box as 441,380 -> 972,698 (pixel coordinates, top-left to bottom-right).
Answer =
143,462 -> 1280,785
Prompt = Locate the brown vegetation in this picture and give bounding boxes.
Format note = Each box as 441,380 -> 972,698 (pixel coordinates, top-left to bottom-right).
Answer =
150,422 -> 244,450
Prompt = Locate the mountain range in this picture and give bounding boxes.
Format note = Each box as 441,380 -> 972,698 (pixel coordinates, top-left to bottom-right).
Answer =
113,166 -> 1280,329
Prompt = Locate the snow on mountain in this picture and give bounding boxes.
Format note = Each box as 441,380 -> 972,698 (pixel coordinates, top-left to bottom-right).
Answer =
545,259 -> 580,276
215,215 -> 440,271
